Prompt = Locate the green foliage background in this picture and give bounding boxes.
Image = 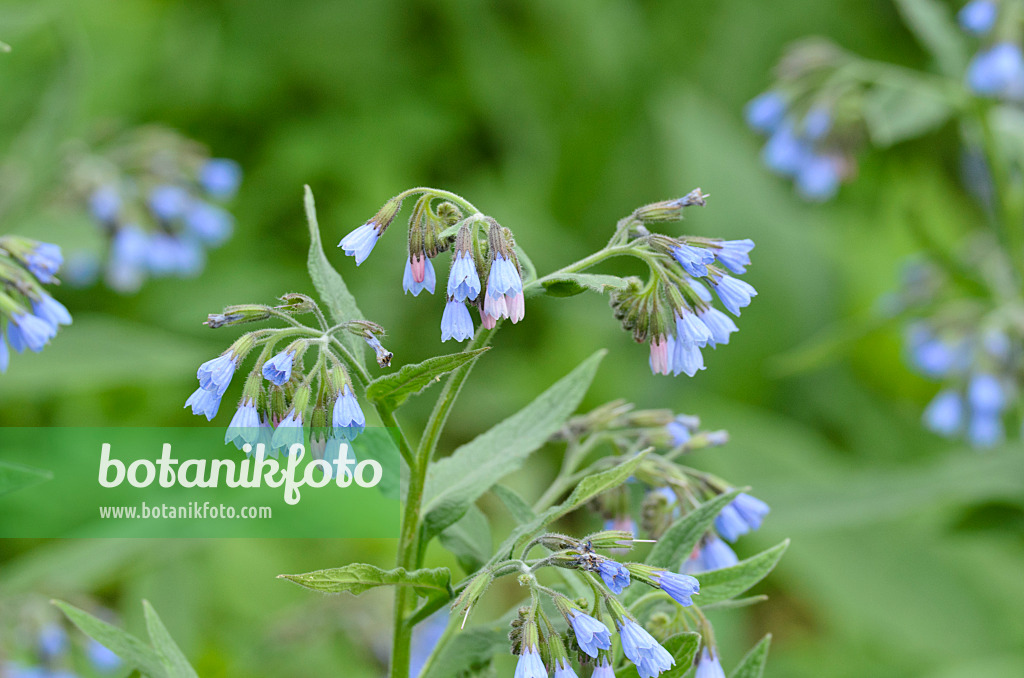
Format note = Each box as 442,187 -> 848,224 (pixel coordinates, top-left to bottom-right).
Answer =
1,0 -> 1022,676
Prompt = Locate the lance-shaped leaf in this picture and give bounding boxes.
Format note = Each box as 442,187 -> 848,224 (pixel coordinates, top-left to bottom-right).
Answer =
893,0 -> 968,78
694,540 -> 789,606
54,600 -> 167,678
660,632 -> 702,678
423,625 -> 508,678
365,348 -> 489,410
439,504 -> 492,574
421,350 -> 605,540
277,563 -> 452,605
494,451 -> 649,564
491,484 -> 536,524
0,460 -> 52,497
863,76 -> 953,147
305,185 -> 365,370
730,634 -> 772,678
537,273 -> 630,298
143,600 -> 199,678
645,490 -> 742,570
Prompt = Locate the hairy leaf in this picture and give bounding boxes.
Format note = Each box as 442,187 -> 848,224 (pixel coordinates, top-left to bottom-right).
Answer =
645,490 -> 742,570
863,77 -> 953,147
422,626 -> 507,678
304,185 -> 365,370
421,350 -> 605,540
439,504 -> 492,574
661,632 -> 702,678
143,600 -> 199,678
730,634 -> 772,678
538,273 -> 629,298
278,563 -> 452,604
54,600 -> 167,678
365,348 -> 489,410
491,484 -> 536,523
695,540 -> 789,606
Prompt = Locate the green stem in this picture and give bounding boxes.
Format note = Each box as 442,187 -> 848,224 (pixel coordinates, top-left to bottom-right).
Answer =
526,245 -> 636,295
976,103 -> 1024,283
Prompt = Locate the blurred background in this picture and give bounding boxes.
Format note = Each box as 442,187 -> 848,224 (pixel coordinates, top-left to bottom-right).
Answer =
1,0 -> 1022,676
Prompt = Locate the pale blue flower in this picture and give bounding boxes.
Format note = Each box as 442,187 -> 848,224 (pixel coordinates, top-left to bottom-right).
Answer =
31,294 -> 72,328
199,158 -> 242,199
671,336 -> 705,377
567,609 -> 612,658
802,107 -> 832,141
714,239 -> 755,274
675,311 -> 712,348
89,186 -> 121,223
338,222 -> 381,265
198,353 -> 237,395
23,242 -> 63,283
967,373 -> 1004,413
923,389 -> 963,436
149,184 -> 190,221
447,250 -> 481,301
731,492 -> 770,531
597,559 -> 631,594
184,386 -> 222,420
88,639 -> 122,672
967,42 -> 1024,98
592,658 -> 616,678
671,244 -> 714,277
7,312 -> 55,353
225,398 -> 260,449
683,536 -> 739,573
650,570 -> 700,606
960,0 -> 997,34
0,329 -> 8,373
695,648 -> 726,678
441,299 -> 474,342
271,409 -> 304,452
762,122 -> 810,176
617,619 -> 674,678
796,154 -> 841,202
37,623 -> 67,659
666,419 -> 691,446
553,658 -> 579,678
968,410 -> 1004,448
403,254 -> 436,296
698,307 -> 738,347
713,275 -> 757,316
715,503 -> 750,542
262,349 -> 295,386
744,91 -> 787,133
486,254 -> 522,298
332,384 -> 366,439
687,278 -> 713,303
514,648 -> 546,678
185,202 -> 234,245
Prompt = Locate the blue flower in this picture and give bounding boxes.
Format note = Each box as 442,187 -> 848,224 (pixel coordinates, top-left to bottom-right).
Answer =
713,275 -> 757,316
23,242 -> 63,283
959,0 -> 998,35
7,312 -> 55,353
714,239 -> 755,274
968,410 -> 1004,448
441,299 -> 474,342
107,225 -> 149,292
923,390 -> 964,436
671,336 -> 705,377
88,639 -> 122,672
199,158 -> 242,199
185,202 -> 234,246
907,327 -> 960,377
409,610 -> 448,678
147,233 -> 204,277
617,619 -> 674,678
225,398 -> 260,449
486,254 -> 523,298
796,154 -> 841,202
514,648 -> 546,678
675,311 -> 712,348
597,559 -> 631,594
37,623 -> 67,659
714,503 -> 750,542
447,250 -> 481,301
148,184 -> 190,221
731,492 -> 770,531
31,294 -> 72,328
262,349 -> 296,386
89,186 -> 121,223
403,253 -> 436,296
592,657 -> 616,678
687,278 -> 713,302
198,353 -> 237,395
683,536 -> 739,573
801,107 -> 832,141
332,384 -> 366,440
0,329 -> 9,373
566,609 -> 612,657
967,373 -> 1004,413
698,308 -> 738,348
762,123 -> 810,177
670,243 -> 714,277
650,570 -> 700,606
967,42 -> 1024,98
666,419 -> 691,446
338,222 -> 381,265
744,91 -> 787,133
271,409 -> 304,452
553,658 -> 579,678
184,386 -> 222,420
695,648 -> 726,678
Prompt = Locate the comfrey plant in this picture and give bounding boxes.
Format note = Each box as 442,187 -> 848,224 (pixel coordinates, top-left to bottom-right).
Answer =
63,126 -> 241,293
0,235 -> 70,373
749,0 -> 1024,447
55,186 -> 782,677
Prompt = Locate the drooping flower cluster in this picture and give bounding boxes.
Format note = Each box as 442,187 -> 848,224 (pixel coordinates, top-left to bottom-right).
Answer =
337,191 -> 527,342
960,1 -> 1024,99
183,295 -> 382,459
608,190 -> 758,377
0,236 -> 71,373
64,126 -> 241,293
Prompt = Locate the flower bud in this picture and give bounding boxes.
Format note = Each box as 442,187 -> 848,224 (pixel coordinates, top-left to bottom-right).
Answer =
278,293 -> 318,314
452,571 -> 493,629
206,304 -> 271,328
633,188 -> 708,223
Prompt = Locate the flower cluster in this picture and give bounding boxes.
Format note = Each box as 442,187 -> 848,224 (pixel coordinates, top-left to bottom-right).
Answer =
337,191 -> 527,342
609,190 -> 758,377
183,295 -> 381,459
745,90 -> 850,201
65,126 -> 241,293
0,236 -> 71,373
961,1 -> 1024,99
1,619 -> 120,678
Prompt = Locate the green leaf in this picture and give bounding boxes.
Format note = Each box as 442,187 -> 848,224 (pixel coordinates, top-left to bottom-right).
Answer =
421,350 -> 605,540
0,460 -> 52,497
863,77 -> 953,147
495,451 -> 649,563
491,484 -> 536,523
422,626 -> 508,678
351,427 -> 402,500
364,348 -> 489,410
278,563 -> 452,604
729,634 -> 772,678
661,632 -> 702,678
538,273 -> 629,298
143,600 -> 199,678
893,0 -> 968,78
695,540 -> 789,606
439,504 -> 493,574
645,490 -> 742,571
53,600 -> 167,678
304,185 -> 365,369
